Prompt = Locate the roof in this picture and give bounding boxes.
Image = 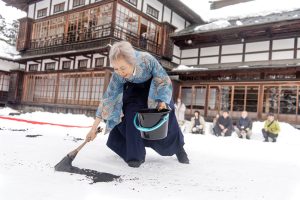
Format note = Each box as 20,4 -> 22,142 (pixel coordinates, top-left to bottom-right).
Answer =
210,0 -> 254,10
171,9 -> 300,38
157,0 -> 204,24
2,0 -> 38,11
2,0 -> 204,24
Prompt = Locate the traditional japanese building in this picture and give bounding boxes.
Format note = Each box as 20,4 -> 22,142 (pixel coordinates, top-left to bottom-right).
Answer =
170,9 -> 300,124
2,0 -> 203,115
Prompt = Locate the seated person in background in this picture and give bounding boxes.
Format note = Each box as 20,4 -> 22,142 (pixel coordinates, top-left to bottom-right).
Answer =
190,111 -> 206,134
235,111 -> 253,139
213,110 -> 233,137
262,112 -> 280,142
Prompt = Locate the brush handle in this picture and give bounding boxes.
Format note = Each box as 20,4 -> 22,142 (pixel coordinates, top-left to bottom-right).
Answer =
68,126 -> 103,156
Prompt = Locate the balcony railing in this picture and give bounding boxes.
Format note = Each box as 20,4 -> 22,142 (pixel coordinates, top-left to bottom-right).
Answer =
27,23 -> 162,56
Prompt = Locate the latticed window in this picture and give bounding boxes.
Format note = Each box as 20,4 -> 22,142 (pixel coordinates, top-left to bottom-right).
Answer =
95,57 -> 105,68
146,5 -> 159,19
62,61 -> 71,69
73,0 -> 85,7
54,2 -> 65,13
45,62 -> 56,71
37,8 -> 47,18
124,0 -> 137,6
29,64 -> 38,71
78,59 -> 88,68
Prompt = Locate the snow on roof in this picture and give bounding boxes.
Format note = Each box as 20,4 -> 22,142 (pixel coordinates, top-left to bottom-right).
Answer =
0,40 -> 20,60
197,0 -> 300,22
172,65 -> 208,71
194,20 -> 231,31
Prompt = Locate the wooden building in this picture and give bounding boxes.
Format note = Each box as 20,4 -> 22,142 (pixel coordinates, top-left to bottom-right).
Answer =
2,0 -> 203,115
170,10 -> 300,124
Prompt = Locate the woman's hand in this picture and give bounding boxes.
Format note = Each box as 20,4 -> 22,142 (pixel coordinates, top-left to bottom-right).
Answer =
85,127 -> 103,142
157,102 -> 167,111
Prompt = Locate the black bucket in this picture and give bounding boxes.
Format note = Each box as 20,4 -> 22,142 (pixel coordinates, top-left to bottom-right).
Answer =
134,108 -> 171,140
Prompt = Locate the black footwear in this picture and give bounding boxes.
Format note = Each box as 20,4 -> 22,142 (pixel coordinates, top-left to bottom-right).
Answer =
238,135 -> 243,139
127,159 -> 145,168
272,138 -> 277,143
264,139 -> 269,142
246,135 -> 250,140
176,146 -> 190,164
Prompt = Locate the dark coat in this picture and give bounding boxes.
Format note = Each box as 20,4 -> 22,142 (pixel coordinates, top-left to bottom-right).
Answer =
214,116 -> 233,132
236,117 -> 252,131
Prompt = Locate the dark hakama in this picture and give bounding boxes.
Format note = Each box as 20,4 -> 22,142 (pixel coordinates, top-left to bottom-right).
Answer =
106,78 -> 185,162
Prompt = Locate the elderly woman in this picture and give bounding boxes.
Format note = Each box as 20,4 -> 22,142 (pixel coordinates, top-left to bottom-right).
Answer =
86,41 -> 189,168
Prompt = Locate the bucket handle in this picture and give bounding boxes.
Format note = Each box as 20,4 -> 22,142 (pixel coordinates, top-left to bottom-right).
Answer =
134,113 -> 169,132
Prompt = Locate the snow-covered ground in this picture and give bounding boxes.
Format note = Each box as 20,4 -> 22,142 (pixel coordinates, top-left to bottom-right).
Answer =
1,107 -> 300,200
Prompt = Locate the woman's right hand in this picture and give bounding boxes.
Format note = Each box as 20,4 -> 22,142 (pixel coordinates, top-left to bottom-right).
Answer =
86,128 -> 98,142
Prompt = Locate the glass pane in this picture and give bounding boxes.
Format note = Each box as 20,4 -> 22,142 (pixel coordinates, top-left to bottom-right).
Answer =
221,86 -> 232,111
194,86 -> 206,110
181,87 -> 192,109
246,86 -> 258,112
208,86 -> 220,111
280,86 -> 297,114
263,86 -> 279,113
233,86 -> 245,111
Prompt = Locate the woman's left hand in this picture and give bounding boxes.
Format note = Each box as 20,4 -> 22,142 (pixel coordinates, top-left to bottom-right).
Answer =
157,102 -> 167,111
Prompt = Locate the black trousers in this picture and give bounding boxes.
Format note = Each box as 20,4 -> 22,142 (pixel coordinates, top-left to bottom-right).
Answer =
262,129 -> 278,140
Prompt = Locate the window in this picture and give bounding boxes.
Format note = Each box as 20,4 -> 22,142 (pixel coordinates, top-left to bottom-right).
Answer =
263,86 -> 279,114
146,5 -> 159,19
37,8 -> 47,18
62,61 -> 71,69
45,62 -> 56,70
73,0 -> 85,7
29,64 -> 38,71
78,59 -> 88,68
124,0 -> 137,6
95,57 -> 105,68
194,86 -> 207,110
279,86 -> 297,114
54,2 -> 65,13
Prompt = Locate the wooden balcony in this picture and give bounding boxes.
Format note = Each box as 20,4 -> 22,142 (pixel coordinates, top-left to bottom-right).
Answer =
23,23 -> 162,58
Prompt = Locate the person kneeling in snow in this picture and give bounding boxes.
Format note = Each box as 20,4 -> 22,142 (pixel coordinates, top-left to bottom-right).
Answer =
235,111 -> 252,139
190,111 -> 205,134
262,113 -> 280,142
213,110 -> 233,137
85,41 -> 189,168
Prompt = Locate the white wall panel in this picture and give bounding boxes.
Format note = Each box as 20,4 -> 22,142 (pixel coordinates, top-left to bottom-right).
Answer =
221,55 -> 242,63
181,49 -> 199,58
181,58 -> 198,66
246,41 -> 269,52
28,4 -> 35,18
172,57 -> 180,64
200,46 -> 219,56
200,57 -> 218,65
273,38 -> 294,50
272,51 -> 294,60
245,53 -> 269,62
172,12 -> 185,31
222,44 -> 243,54
163,6 -> 171,23
173,45 -> 181,57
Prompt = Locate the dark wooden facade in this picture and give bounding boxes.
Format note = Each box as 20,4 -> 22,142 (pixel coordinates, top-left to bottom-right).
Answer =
2,0 -> 198,115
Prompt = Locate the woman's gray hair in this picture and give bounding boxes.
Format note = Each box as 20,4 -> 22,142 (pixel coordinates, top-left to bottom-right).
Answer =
109,41 -> 136,66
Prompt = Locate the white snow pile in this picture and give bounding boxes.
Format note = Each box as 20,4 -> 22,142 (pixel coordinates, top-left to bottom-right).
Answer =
172,65 -> 208,71
198,0 -> 300,22
194,20 -> 231,31
1,107 -> 300,200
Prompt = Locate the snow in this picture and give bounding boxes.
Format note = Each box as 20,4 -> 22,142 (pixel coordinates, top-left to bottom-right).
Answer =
172,65 -> 208,71
1,107 -> 300,200
194,20 -> 231,31
0,40 -> 20,60
182,0 -> 300,22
